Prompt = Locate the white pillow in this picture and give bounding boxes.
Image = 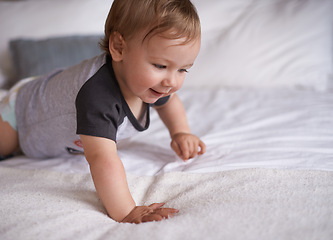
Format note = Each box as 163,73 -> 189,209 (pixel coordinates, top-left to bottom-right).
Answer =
187,0 -> 333,91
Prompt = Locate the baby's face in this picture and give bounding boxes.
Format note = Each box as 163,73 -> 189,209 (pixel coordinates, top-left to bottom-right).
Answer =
116,32 -> 201,104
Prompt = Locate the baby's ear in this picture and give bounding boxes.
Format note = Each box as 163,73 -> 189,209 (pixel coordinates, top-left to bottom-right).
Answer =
109,32 -> 125,61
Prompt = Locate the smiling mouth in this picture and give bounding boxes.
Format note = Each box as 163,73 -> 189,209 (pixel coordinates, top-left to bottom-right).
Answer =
150,89 -> 164,97
150,88 -> 170,96
150,88 -> 172,95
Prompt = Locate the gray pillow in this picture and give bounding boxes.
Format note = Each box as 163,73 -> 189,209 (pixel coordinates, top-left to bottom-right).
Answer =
10,35 -> 103,80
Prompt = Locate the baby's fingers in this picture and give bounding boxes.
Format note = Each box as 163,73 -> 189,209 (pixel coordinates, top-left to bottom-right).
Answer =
149,203 -> 179,218
154,207 -> 179,219
141,207 -> 179,223
198,139 -> 206,155
142,213 -> 163,222
179,139 -> 199,160
189,140 -> 199,159
171,141 -> 182,159
171,133 -> 206,160
149,202 -> 165,210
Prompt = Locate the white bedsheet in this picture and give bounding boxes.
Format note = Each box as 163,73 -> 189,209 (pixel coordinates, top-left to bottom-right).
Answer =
1,88 -> 332,240
1,88 -> 332,174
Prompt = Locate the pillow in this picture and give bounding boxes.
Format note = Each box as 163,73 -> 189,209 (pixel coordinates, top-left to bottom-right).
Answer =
10,35 -> 103,79
186,0 -> 333,91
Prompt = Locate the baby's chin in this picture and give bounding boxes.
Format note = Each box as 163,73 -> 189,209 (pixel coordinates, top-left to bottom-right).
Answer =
142,98 -> 160,105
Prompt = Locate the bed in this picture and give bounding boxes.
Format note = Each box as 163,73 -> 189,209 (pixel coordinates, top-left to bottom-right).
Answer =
0,0 -> 332,239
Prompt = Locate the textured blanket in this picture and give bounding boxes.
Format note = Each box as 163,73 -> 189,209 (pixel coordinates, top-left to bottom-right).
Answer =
1,166 -> 332,240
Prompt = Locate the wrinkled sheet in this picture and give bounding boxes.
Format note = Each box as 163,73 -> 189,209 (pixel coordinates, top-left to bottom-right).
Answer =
1,88 -> 332,174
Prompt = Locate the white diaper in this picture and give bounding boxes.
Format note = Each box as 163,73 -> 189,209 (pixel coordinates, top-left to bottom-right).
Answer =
0,76 -> 38,130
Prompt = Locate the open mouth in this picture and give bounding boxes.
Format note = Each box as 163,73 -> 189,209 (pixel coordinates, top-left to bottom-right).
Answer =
150,88 -> 171,96
150,88 -> 166,97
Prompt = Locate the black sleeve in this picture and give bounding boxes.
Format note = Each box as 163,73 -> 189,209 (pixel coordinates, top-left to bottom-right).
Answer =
75,67 -> 122,141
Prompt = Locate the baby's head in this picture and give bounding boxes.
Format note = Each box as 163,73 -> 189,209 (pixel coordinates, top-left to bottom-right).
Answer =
101,0 -> 201,104
100,0 -> 201,53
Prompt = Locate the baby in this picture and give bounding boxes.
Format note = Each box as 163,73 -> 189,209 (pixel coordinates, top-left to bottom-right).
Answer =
0,0 -> 206,223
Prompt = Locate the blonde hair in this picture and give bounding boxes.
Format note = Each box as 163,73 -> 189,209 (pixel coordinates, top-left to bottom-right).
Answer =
100,0 -> 201,54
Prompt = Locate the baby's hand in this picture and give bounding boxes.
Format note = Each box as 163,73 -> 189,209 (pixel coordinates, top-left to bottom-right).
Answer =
121,203 -> 179,224
171,133 -> 206,161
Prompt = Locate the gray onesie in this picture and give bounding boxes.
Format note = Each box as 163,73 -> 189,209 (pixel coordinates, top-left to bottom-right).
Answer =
15,54 -> 169,159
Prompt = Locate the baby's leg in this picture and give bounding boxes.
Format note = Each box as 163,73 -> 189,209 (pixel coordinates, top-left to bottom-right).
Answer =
0,115 -> 19,156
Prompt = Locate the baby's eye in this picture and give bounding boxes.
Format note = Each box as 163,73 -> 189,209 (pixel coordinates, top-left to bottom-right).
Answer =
178,69 -> 189,73
153,64 -> 166,69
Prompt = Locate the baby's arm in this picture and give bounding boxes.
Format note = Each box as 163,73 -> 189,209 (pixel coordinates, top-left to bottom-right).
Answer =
155,94 -> 206,160
80,135 -> 178,223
